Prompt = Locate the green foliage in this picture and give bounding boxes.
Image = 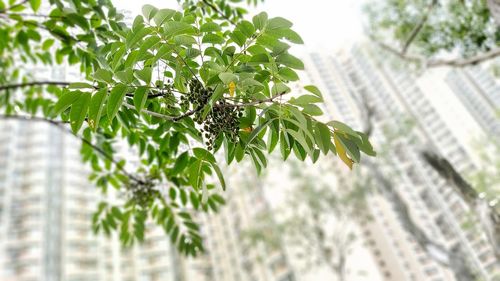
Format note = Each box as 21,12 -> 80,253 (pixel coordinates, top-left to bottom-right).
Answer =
0,0 -> 375,256
366,0 -> 500,59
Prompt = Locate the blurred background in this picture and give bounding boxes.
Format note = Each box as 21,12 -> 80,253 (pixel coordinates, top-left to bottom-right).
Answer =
0,0 -> 499,281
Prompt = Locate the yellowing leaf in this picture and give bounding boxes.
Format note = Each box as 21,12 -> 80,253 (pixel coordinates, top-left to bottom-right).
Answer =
242,127 -> 253,133
334,133 -> 353,169
229,81 -> 236,97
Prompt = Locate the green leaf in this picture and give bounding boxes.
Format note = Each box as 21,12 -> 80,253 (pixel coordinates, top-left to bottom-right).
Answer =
301,104 -> 323,116
314,122 -> 332,155
272,83 -> 291,96
138,36 -> 161,57
153,9 -> 176,26
218,72 -> 238,84
164,21 -> 195,37
245,118 -> 278,149
132,15 -> 144,31
126,26 -> 151,49
135,67 -> 152,84
282,29 -> 304,44
229,30 -> 246,47
240,78 -> 263,88
189,159 -> 203,189
69,93 -> 91,133
42,39 -> 54,50
249,54 -> 269,63
200,22 -> 221,33
115,69 -> 134,84
267,17 -> 293,30
285,129 -> 312,155
202,34 -> 224,44
290,95 -> 323,106
355,132 -> 376,156
51,90 -> 82,117
133,86 -> 148,112
304,85 -> 322,98
88,89 -> 107,131
336,133 -> 361,163
142,4 -> 158,21
29,0 -> 41,12
327,121 -> 360,139
193,148 -> 216,163
276,54 -> 304,70
174,35 -> 197,45
94,69 -> 113,84
210,163 -> 226,191
172,152 -> 189,174
107,84 -> 127,122
237,20 -> 255,37
277,68 -> 299,81
190,191 -> 200,209
252,12 -> 268,30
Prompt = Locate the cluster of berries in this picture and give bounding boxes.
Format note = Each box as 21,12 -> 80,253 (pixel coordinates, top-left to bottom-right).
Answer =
127,180 -> 159,208
180,79 -> 243,150
180,79 -> 211,110
201,100 -> 243,150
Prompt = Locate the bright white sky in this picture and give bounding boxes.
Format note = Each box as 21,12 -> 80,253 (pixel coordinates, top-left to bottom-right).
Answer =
114,0 -> 368,53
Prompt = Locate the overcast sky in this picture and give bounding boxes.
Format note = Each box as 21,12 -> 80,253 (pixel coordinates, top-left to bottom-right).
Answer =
114,0 -> 368,53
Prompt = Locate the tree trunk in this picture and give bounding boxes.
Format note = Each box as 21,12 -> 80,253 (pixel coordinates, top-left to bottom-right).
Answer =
422,150 -> 500,260
487,0 -> 500,26
364,160 -> 478,281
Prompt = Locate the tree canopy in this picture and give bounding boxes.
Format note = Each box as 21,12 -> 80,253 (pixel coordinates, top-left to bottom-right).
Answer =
0,0 -> 375,256
365,0 -> 500,68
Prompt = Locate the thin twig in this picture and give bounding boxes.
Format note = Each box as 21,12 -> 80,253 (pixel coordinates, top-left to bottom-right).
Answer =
401,0 -> 438,54
200,0 -> 236,25
0,12 -> 101,21
0,0 -> 28,13
0,81 -> 189,95
0,81 -> 72,91
122,103 -> 202,121
374,39 -> 500,68
0,114 -> 143,183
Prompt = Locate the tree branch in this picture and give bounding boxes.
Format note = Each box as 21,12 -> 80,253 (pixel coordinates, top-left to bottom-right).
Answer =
122,103 -> 203,122
401,0 -> 438,54
124,92 -> 287,121
0,81 -> 71,91
200,0 -> 236,25
0,81 -> 188,97
0,0 -> 28,13
425,47 -> 500,67
0,114 -> 144,184
375,39 -> 500,68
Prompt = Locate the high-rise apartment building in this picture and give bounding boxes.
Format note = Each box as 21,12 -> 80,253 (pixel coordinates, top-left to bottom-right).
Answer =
444,67 -> 500,137
304,47 -> 500,281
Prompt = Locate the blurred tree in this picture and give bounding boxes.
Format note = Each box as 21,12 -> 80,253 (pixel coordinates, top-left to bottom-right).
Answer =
243,160 -> 368,281
365,0 -> 500,68
365,0 -> 500,265
0,0 -> 375,256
